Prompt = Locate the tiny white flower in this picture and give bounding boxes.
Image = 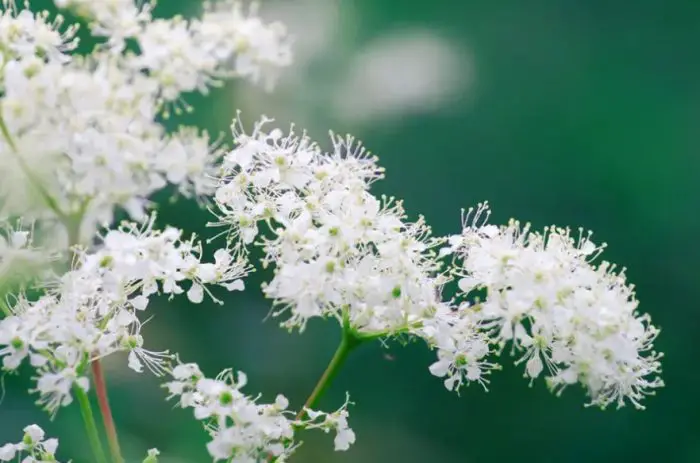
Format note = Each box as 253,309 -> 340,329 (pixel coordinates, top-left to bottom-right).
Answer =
0,425 -> 62,462
165,362 -> 353,461
22,424 -> 45,444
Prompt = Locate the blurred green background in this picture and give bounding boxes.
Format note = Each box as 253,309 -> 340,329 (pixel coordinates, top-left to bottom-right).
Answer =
2,0 -> 700,461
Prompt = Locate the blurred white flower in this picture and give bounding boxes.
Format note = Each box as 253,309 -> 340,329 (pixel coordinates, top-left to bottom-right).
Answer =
236,0 -> 472,128
332,31 -> 471,123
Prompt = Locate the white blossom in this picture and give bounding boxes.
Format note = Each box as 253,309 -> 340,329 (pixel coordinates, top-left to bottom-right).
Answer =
419,303 -> 499,392
442,203 -> 664,409
0,219 -> 249,414
302,394 -> 356,451
0,48 -> 229,232
213,117 -> 446,335
164,362 -> 354,462
0,0 -> 665,461
0,424 -> 63,462
127,1 -> 292,101
53,0 -> 153,49
0,1 -> 292,235
156,127 -> 226,202
0,3 -> 79,63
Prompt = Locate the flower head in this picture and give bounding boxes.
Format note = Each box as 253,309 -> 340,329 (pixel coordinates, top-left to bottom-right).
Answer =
442,203 -> 663,409
214,117 -> 446,335
0,218 -> 249,414
164,361 -> 354,461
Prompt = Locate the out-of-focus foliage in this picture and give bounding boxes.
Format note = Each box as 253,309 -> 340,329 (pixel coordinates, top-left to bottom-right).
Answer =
2,0 -> 698,461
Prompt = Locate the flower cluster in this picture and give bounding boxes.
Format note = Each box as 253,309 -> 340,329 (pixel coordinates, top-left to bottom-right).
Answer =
0,216 -> 248,414
215,120 -> 663,410
54,0 -> 292,93
0,0 -> 290,236
419,304 -> 498,392
433,203 -> 664,408
214,117 -> 447,334
132,1 -> 292,98
54,0 -> 154,48
165,362 -> 354,462
0,425 -> 62,462
0,0 -> 664,461
0,2 -> 79,61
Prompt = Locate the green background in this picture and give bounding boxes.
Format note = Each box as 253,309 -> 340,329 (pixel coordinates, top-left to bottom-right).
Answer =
2,1 -> 699,461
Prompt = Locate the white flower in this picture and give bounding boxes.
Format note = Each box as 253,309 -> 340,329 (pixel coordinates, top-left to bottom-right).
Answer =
0,5 -> 78,63
0,0 -> 666,461
446,202 -> 663,409
156,127 -> 225,202
0,219 -> 249,414
54,0 -> 153,49
0,50 -> 163,224
301,394 -> 355,451
22,424 -> 44,445
1,0 -> 293,232
214,117 -> 445,335
0,424 -> 63,462
164,362 -> 354,461
199,1 -> 293,91
128,1 -> 292,102
420,304 -> 498,392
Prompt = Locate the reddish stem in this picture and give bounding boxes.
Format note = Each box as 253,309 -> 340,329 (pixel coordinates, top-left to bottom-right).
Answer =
91,359 -> 123,463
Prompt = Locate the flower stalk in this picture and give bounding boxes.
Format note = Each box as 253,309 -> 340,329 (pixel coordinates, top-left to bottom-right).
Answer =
296,315 -> 363,420
74,385 -> 109,463
66,217 -> 123,463
91,359 -> 124,463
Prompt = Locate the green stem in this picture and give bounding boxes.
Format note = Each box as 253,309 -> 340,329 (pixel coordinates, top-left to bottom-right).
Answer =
293,315 -> 423,422
75,386 -> 109,463
64,219 -> 123,463
295,326 -> 362,421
